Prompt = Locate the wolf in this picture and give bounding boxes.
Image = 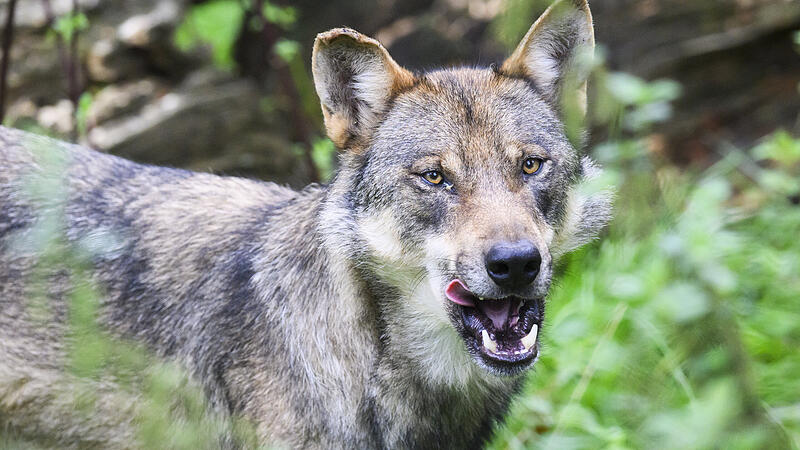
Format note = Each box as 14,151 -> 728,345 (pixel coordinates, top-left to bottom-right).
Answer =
0,0 -> 611,448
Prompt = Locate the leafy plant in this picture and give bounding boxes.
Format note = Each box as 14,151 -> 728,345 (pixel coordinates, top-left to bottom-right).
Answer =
50,12 -> 89,45
488,67 -> 800,449
174,0 -> 245,70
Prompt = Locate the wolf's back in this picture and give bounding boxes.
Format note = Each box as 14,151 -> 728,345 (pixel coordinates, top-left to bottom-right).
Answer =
0,125 -> 298,323
0,126 -> 322,447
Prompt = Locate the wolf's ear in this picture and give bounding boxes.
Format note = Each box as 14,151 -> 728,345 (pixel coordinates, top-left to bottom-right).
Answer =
312,28 -> 416,150
500,0 -> 594,117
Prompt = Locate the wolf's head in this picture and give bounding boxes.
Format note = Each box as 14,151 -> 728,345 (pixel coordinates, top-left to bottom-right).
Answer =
313,0 -> 611,380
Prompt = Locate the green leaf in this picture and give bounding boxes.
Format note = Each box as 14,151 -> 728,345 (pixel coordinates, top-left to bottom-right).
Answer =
311,137 -> 336,181
753,130 -> 800,166
174,0 -> 245,70
274,39 -> 301,64
52,12 -> 89,43
655,282 -> 710,323
76,91 -> 93,141
262,2 -> 297,28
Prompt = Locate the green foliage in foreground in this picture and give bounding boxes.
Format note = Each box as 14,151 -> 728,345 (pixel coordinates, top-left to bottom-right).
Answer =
489,131 -> 800,449
3,139 -> 262,449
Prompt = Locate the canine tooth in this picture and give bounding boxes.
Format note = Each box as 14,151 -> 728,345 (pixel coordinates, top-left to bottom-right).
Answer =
481,330 -> 498,353
521,324 -> 538,351
478,296 -> 485,301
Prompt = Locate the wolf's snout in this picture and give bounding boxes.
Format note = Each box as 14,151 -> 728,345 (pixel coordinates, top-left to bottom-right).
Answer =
484,241 -> 541,290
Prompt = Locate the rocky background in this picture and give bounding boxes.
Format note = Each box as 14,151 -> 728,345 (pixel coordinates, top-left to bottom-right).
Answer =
1,0 -> 799,187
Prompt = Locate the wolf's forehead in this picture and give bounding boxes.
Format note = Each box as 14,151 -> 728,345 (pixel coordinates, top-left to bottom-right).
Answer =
409,68 -> 538,122
384,68 -> 562,165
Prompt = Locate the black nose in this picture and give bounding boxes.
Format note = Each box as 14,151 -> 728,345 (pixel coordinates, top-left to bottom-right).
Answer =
485,241 -> 541,290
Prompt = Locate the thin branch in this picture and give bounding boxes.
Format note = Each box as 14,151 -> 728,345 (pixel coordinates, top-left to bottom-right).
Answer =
67,0 -> 82,141
254,1 -> 321,182
41,0 -> 68,74
275,56 -> 320,183
41,0 -> 84,141
0,0 -> 19,123
68,0 -> 81,104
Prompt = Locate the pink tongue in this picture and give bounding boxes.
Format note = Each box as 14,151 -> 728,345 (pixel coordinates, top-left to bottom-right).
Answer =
445,280 -> 514,329
477,299 -> 512,329
444,280 -> 476,307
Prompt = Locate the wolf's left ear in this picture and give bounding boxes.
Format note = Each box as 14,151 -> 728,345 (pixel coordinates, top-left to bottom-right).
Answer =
501,0 -> 594,117
312,28 -> 416,150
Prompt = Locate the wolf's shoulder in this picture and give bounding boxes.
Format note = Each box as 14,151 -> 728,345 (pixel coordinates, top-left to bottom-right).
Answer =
0,125 -> 300,207
0,125 -> 310,255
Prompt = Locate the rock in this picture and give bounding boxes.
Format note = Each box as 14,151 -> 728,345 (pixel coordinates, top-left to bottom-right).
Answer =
37,100 -> 75,135
87,74 -> 263,166
0,0 -> 102,30
87,79 -> 162,126
116,1 -> 181,48
5,99 -> 39,129
4,30 -> 69,104
86,39 -> 145,83
87,0 -> 190,82
82,68 -> 312,185
187,130 -> 310,187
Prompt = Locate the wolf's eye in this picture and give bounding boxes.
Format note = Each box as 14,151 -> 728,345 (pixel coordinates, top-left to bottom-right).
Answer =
522,157 -> 543,175
422,171 -> 444,185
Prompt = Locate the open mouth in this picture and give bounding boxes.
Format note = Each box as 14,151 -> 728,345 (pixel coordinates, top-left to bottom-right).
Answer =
445,280 -> 543,372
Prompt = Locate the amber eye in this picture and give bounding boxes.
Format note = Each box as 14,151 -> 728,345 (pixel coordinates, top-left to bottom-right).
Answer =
522,157 -> 543,175
422,170 -> 444,185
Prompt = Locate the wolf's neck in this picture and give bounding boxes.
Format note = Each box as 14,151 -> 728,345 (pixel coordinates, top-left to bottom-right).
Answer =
358,273 -> 523,447
338,257 -> 522,445
316,182 -> 521,446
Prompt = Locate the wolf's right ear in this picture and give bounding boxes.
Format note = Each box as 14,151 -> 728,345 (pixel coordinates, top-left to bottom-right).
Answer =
501,0 -> 594,118
312,28 -> 416,150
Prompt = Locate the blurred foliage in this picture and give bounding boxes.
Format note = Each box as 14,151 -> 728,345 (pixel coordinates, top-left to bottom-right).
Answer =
13,139 -> 264,449
174,0 -> 245,70
75,91 -> 93,141
172,0 -> 334,181
261,2 -> 297,29
491,0 -> 551,50
311,136 -> 337,181
173,0 -> 299,71
49,11 -> 89,45
488,51 -> 800,449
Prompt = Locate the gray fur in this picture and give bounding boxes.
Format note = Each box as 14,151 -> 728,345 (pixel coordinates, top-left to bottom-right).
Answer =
0,1 -> 611,448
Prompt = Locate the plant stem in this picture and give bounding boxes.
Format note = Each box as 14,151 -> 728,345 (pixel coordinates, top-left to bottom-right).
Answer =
41,0 -> 70,79
41,0 -> 84,141
0,0 -> 18,123
67,0 -> 82,142
238,0 -> 321,182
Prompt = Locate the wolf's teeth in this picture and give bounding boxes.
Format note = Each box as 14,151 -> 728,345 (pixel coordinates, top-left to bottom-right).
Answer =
521,324 -> 538,351
482,330 -> 498,353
